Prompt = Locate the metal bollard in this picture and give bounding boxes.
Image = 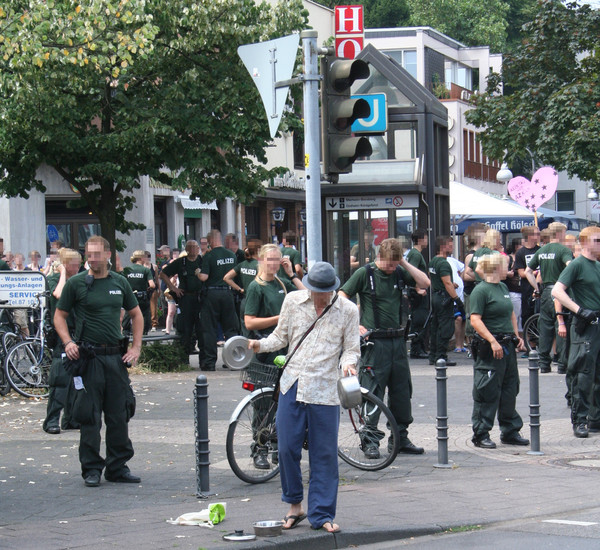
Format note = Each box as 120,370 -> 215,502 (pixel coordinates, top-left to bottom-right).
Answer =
434,359 -> 452,469
194,374 -> 213,497
527,350 -> 544,456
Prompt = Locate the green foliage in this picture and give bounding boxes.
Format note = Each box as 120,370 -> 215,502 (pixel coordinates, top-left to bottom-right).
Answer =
0,0 -> 307,251
137,340 -> 190,372
407,0 -> 509,51
466,0 -> 600,185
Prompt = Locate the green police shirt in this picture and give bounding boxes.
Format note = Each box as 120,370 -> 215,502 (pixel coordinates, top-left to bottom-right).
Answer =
57,271 -> 138,346
405,247 -> 427,286
48,272 -> 75,331
527,242 -> 572,285
340,262 -> 407,330
0,259 -> 9,270
122,264 -> 153,292
201,247 -> 236,287
468,246 -> 496,283
234,259 -> 259,291
429,255 -> 453,293
557,255 -> 600,311
162,255 -> 203,293
277,247 -> 302,282
244,277 -> 296,336
469,281 -> 514,334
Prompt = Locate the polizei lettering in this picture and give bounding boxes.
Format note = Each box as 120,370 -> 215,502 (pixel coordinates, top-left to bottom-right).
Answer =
109,290 -> 123,295
538,253 -> 556,260
216,258 -> 235,266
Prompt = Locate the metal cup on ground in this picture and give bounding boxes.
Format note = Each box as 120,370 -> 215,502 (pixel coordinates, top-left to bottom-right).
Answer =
222,335 -> 253,370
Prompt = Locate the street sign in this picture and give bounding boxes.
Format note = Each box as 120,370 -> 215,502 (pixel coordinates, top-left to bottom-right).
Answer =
0,271 -> 47,308
335,5 -> 364,59
237,34 -> 299,138
47,224 -> 59,243
325,195 -> 419,211
351,93 -> 387,133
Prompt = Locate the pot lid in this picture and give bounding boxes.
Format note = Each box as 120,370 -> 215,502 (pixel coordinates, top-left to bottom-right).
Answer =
222,336 -> 253,370
223,530 -> 257,541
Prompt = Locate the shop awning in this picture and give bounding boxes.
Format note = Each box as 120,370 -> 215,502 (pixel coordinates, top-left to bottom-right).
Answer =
177,195 -> 218,210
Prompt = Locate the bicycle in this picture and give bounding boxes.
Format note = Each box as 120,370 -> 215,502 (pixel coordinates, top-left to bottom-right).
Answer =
3,292 -> 53,398
226,350 -> 400,484
0,302 -> 26,396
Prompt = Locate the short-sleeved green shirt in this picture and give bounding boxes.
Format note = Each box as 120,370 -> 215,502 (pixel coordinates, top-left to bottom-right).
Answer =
405,247 -> 427,286
57,271 -> 138,346
340,263 -> 407,329
244,278 -> 295,336
0,259 -> 10,270
162,255 -> 203,293
48,272 -> 75,331
557,255 -> 600,311
200,247 -> 236,287
277,247 -> 301,281
429,255 -> 453,293
527,242 -> 572,284
234,259 -> 259,291
470,281 -> 514,334
469,247 -> 495,282
122,263 -> 153,292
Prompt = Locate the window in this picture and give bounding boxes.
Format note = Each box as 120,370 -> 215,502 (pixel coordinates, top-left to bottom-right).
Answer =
383,50 -> 417,80
556,191 -> 575,212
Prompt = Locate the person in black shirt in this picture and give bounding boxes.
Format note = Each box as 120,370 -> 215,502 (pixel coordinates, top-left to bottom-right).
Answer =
513,226 -> 540,332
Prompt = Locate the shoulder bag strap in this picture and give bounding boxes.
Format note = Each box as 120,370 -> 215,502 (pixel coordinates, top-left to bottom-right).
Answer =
365,263 -> 380,329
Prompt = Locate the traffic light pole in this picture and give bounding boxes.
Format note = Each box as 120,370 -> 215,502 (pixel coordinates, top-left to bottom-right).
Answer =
301,30 -> 323,266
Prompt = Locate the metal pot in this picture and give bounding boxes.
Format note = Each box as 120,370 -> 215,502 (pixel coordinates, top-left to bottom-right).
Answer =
337,375 -> 362,409
222,336 -> 253,370
252,520 -> 284,537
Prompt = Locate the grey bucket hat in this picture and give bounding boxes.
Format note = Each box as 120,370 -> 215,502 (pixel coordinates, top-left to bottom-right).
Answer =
303,261 -> 340,293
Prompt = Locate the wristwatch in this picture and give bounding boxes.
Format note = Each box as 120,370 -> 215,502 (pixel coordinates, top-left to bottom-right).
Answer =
290,273 -> 298,281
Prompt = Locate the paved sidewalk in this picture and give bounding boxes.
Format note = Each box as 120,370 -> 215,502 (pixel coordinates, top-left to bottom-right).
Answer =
2,353 -> 600,549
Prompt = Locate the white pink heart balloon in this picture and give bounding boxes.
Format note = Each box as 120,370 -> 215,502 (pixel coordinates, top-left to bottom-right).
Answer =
507,166 -> 558,212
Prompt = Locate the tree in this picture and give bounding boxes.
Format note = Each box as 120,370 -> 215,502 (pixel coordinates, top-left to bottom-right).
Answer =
0,0 -> 307,254
466,0 -> 600,186
406,0 -> 509,52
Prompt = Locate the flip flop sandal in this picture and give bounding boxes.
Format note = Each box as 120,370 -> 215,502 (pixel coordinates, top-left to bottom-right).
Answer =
312,521 -> 341,533
282,513 -> 307,530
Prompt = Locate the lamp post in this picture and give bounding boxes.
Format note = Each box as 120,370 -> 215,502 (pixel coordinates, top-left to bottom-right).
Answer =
496,162 -> 513,184
299,208 -> 307,264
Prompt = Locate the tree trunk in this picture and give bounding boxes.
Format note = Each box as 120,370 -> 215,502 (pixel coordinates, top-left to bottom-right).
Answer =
95,198 -> 119,271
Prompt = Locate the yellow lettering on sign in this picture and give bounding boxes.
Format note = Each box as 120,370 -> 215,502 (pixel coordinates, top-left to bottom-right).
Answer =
304,154 -> 309,168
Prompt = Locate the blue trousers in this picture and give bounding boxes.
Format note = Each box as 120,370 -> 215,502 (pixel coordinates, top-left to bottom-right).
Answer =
276,381 -> 340,529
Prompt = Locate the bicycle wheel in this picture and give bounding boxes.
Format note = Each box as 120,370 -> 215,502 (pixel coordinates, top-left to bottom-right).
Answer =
4,340 -> 51,398
523,313 -> 540,352
226,388 -> 280,484
338,389 -> 400,471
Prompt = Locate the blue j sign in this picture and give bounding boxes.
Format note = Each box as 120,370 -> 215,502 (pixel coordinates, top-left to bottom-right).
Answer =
351,93 -> 387,133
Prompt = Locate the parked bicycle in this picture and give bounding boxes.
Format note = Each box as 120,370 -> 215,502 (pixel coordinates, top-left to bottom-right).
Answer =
226,340 -> 400,484
3,292 -> 53,398
0,303 -> 23,396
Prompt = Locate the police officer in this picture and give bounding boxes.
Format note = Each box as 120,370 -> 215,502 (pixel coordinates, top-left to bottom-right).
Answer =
223,239 -> 261,337
406,229 -> 430,359
470,254 -> 529,449
278,232 -> 303,281
513,226 -> 540,332
199,230 -> 239,371
123,250 -> 155,334
525,222 -> 572,373
552,227 -> 600,438
43,248 -> 82,434
429,236 -> 464,367
160,240 -> 203,362
465,228 -> 501,283
340,238 -> 430,456
54,236 -> 143,487
0,237 -> 9,270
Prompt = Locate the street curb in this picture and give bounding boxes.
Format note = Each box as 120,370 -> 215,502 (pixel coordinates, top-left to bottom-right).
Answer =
219,525 -> 444,549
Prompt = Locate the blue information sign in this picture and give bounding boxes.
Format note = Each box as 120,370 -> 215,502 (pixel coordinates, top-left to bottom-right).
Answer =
47,224 -> 59,243
351,93 -> 387,133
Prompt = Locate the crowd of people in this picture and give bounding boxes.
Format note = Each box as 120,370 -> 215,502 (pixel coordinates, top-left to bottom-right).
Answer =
3,221 -> 599,532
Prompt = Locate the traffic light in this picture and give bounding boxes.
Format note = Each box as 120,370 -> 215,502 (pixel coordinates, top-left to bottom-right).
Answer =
321,56 -> 372,181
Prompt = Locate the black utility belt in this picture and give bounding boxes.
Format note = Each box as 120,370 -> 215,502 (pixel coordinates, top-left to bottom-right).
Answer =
89,345 -> 121,355
182,290 -> 201,295
208,286 -> 230,291
369,328 -> 404,339
540,283 -> 555,291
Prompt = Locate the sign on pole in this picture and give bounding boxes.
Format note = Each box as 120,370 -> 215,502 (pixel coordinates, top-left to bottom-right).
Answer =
237,34 -> 299,138
0,271 -> 47,308
351,93 -> 387,133
335,5 -> 364,59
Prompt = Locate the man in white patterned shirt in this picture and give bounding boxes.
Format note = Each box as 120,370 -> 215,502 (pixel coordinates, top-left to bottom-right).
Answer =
249,262 -> 360,534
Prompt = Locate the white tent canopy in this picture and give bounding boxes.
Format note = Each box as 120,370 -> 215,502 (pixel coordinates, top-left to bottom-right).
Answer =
450,181 -> 533,217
